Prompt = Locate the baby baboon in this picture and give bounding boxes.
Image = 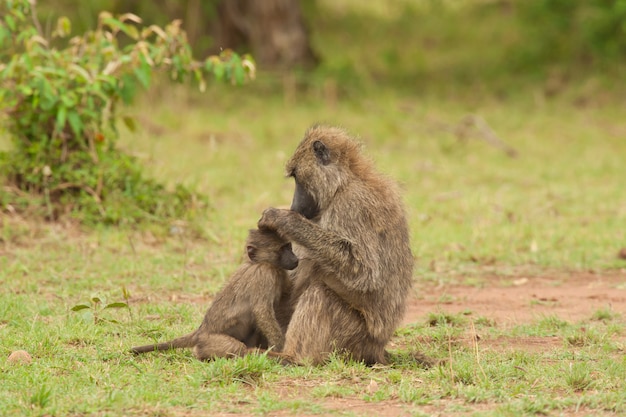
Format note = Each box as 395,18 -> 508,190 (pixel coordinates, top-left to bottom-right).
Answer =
131,228 -> 298,361
258,125 -> 414,365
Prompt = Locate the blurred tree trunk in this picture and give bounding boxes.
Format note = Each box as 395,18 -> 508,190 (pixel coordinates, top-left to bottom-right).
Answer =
214,0 -> 318,70
82,0 -> 318,70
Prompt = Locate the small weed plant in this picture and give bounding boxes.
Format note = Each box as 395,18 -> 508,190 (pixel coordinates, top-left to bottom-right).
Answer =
70,288 -> 131,324
0,0 -> 254,225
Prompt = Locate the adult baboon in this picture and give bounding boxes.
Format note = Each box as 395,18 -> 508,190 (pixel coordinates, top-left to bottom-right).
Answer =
258,125 -> 414,365
131,229 -> 298,361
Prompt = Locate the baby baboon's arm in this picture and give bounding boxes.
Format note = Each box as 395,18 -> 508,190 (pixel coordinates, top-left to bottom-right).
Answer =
249,271 -> 286,350
253,304 -> 285,351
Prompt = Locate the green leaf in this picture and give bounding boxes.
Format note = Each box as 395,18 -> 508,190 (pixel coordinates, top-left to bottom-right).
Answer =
88,84 -> 109,102
234,64 -> 245,85
5,15 -> 15,31
104,302 -> 128,309
213,62 -> 225,81
18,85 -> 33,96
71,304 -> 91,312
125,25 -> 139,40
122,116 -> 137,132
55,105 -> 67,133
67,110 -> 82,138
91,296 -> 103,304
38,80 -> 57,111
38,67 -> 66,77
102,17 -> 139,40
0,27 -> 7,46
133,58 -> 151,88
61,92 -> 77,108
119,74 -> 136,104
56,16 -> 71,38
69,64 -> 92,83
121,285 -> 131,300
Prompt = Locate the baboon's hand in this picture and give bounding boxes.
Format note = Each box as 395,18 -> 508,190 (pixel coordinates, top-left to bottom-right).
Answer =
258,207 -> 292,231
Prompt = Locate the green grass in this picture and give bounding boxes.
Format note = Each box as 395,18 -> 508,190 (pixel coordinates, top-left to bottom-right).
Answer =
119,81 -> 626,275
2,294 -> 624,415
2,1 -> 626,415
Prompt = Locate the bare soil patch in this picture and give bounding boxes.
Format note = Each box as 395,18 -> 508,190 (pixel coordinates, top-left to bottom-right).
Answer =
405,270 -> 626,327
287,271 -> 626,417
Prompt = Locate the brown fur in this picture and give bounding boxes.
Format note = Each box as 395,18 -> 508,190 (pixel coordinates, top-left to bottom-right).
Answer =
131,229 -> 298,361
258,125 -> 414,365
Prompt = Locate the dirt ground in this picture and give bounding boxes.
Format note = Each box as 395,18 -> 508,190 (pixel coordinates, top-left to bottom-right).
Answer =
405,270 -> 626,327
295,270 -> 626,417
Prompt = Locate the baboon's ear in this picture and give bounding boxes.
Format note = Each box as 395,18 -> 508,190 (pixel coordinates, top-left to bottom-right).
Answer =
246,245 -> 257,262
313,140 -> 331,165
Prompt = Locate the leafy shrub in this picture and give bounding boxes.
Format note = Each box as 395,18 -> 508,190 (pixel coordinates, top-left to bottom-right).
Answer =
514,0 -> 626,71
0,0 -> 254,225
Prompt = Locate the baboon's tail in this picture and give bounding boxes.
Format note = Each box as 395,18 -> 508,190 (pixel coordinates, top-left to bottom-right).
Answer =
130,333 -> 195,354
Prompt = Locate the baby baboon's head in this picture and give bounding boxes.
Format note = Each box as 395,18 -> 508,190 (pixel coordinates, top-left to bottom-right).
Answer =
246,229 -> 298,270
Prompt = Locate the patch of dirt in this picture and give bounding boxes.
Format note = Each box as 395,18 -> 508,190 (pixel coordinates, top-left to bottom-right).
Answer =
404,270 -> 626,327
275,271 -> 625,417
479,335 -> 562,352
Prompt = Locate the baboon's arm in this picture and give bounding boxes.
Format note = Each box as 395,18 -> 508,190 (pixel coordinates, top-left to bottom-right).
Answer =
247,270 -> 286,350
259,208 -> 381,296
252,303 -> 285,351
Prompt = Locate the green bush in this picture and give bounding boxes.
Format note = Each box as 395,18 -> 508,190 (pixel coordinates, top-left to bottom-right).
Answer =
515,0 -> 626,71
0,0 -> 254,225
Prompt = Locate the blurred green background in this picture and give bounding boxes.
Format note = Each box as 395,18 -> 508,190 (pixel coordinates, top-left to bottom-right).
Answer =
2,0 -> 625,272
37,0 -> 626,94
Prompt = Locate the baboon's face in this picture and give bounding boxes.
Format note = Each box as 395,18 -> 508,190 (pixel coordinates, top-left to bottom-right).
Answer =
277,242 -> 299,270
287,141 -> 330,220
291,179 -> 318,220
286,128 -> 350,220
247,229 -> 299,270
